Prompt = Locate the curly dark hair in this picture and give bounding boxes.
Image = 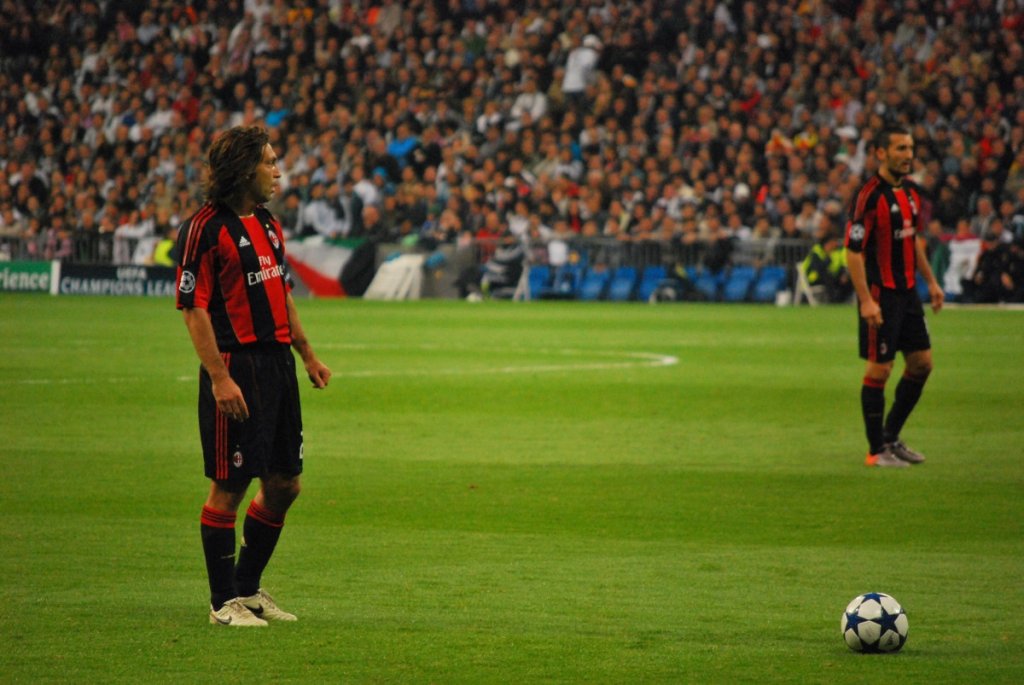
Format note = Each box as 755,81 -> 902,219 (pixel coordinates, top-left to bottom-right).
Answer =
204,126 -> 269,206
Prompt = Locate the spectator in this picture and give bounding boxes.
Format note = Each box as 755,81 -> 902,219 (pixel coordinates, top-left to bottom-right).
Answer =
562,34 -> 601,110
945,219 -> 983,297
800,231 -> 852,304
963,223 -> 1018,303
970,195 -> 998,238
270,189 -> 302,238
72,210 -> 101,263
299,182 -> 343,239
150,227 -> 177,267
351,166 -> 380,209
1004,238 -> 1024,302
509,77 -> 549,131
0,205 -> 27,259
455,229 -> 525,300
112,207 -> 155,264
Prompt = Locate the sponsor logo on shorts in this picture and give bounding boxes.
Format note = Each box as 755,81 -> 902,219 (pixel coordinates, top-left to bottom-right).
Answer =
179,270 -> 196,294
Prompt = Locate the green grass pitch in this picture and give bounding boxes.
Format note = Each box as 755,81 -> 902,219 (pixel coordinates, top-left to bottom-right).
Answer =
1,294 -> 1021,683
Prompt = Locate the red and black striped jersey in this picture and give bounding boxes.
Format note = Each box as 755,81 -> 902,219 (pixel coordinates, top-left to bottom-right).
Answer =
175,202 -> 294,351
844,175 -> 923,291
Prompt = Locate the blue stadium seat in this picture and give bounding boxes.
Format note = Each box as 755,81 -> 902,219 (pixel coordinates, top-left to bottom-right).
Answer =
552,263 -> 586,298
607,266 -> 638,301
722,266 -> 757,302
694,271 -> 722,301
578,268 -> 610,300
527,265 -> 552,300
730,265 -> 757,281
751,265 -> 788,303
637,265 -> 667,302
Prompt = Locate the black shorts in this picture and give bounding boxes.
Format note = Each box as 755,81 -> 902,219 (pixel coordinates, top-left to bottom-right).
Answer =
198,344 -> 303,482
858,286 -> 931,363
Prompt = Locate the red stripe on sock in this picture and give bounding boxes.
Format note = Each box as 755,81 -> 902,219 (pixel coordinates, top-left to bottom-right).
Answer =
247,501 -> 285,528
863,375 -> 887,389
902,371 -> 925,384
201,505 -> 237,529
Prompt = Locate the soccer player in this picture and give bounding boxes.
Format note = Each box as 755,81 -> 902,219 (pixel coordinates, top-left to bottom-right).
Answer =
845,126 -> 944,468
176,126 -> 332,626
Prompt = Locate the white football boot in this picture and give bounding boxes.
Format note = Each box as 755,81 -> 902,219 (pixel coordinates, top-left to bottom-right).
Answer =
887,440 -> 926,464
209,597 -> 268,627
240,589 -> 297,622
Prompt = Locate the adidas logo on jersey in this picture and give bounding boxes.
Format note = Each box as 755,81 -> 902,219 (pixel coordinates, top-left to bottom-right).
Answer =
239,235 -> 251,248
890,203 -> 900,213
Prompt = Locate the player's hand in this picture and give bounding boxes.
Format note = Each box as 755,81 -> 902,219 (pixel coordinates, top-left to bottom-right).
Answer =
859,298 -> 883,328
306,359 -> 332,389
928,283 -> 945,313
213,376 -> 249,421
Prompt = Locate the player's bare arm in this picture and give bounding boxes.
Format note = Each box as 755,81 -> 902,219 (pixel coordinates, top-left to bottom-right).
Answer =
182,307 -> 250,420
285,293 -> 331,389
846,250 -> 882,328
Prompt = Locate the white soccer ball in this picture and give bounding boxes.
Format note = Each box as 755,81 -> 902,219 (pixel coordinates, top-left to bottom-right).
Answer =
841,592 -> 909,653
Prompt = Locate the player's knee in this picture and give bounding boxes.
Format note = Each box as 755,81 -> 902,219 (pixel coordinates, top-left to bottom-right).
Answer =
906,361 -> 932,382
262,474 -> 301,510
905,354 -> 933,381
865,364 -> 893,385
208,479 -> 249,511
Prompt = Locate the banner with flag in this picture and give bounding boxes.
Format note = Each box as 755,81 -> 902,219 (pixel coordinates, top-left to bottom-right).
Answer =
285,236 -> 375,298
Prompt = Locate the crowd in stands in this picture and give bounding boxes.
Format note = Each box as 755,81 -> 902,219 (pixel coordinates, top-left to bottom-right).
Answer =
2,0 -> 1024,301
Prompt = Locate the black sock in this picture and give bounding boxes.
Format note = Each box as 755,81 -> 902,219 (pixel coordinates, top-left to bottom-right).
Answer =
884,372 -> 927,443
861,376 -> 887,455
235,500 -> 285,598
200,506 -> 237,610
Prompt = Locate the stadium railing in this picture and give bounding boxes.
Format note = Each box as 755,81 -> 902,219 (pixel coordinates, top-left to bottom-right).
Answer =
462,236 -> 811,303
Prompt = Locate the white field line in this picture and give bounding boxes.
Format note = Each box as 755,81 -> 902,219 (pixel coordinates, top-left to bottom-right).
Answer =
7,345 -> 678,385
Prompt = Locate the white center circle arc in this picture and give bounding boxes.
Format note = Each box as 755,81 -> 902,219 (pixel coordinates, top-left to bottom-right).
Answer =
313,343 -> 678,378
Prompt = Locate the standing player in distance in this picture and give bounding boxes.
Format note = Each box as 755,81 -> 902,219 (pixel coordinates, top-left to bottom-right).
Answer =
176,126 -> 331,626
845,126 -> 944,468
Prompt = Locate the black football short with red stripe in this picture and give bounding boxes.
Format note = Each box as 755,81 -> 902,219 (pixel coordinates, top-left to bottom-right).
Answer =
196,345 -> 303,482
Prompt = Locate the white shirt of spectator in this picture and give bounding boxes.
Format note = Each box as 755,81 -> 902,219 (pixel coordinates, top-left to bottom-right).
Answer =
945,237 -> 982,295
353,177 -> 381,208
562,40 -> 599,95
508,212 -> 530,238
510,88 -> 548,129
301,198 -> 344,239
